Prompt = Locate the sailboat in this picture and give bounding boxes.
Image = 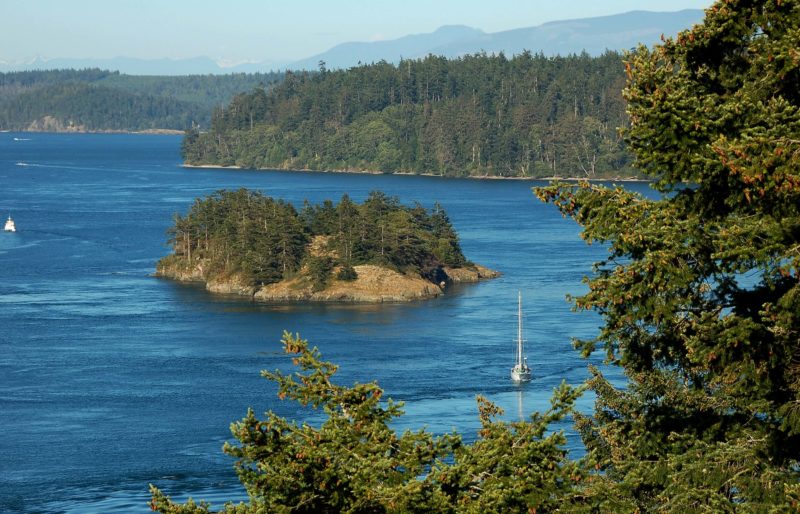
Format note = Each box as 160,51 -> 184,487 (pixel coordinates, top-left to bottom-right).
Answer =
510,291 -> 532,383
4,214 -> 15,232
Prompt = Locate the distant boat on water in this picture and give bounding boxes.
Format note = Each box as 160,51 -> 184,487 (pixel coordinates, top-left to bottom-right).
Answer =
510,291 -> 532,383
4,215 -> 16,232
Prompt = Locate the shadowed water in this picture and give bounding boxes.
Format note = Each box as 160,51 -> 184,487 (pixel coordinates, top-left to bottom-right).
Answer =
0,133 -> 643,512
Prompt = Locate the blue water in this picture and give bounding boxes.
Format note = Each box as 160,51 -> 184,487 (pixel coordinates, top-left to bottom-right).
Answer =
0,133 -> 640,513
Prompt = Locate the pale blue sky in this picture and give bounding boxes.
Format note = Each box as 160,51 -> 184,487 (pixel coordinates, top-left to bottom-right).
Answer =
1,0 -> 715,65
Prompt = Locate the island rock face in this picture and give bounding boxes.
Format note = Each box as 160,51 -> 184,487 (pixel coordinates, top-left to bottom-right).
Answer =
155,189 -> 499,303
156,259 -> 498,303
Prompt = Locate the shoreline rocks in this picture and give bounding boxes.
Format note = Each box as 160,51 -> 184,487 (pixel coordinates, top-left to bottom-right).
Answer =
155,259 -> 499,304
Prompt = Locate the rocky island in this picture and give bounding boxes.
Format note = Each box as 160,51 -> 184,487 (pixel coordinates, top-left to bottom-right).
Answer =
156,189 -> 498,302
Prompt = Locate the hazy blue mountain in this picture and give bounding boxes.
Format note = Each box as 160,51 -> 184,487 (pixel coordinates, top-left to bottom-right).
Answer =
0,10 -> 704,75
430,10 -> 704,58
0,56 -> 287,75
290,9 -> 704,70
289,25 -> 486,70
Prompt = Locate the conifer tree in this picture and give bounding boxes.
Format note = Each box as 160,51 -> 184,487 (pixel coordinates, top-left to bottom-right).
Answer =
150,333 -> 584,513
537,0 -> 800,509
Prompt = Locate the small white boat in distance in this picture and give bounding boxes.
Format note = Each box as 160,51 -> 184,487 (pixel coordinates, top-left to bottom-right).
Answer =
4,215 -> 16,232
511,290 -> 532,383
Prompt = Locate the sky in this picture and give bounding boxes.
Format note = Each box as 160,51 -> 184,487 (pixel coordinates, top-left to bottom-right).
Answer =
1,0 -> 715,65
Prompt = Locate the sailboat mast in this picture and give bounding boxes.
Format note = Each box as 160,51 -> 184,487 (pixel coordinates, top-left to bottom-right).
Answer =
517,291 -> 523,367
510,290 -> 532,382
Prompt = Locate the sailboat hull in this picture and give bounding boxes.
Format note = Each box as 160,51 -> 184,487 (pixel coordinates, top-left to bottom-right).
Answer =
511,366 -> 532,382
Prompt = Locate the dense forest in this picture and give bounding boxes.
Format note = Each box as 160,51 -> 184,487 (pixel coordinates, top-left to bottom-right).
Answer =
159,189 -> 468,289
182,51 -> 634,178
0,69 -> 283,131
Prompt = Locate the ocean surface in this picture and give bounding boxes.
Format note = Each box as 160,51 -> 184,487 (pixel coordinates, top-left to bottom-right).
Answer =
0,133 -> 641,513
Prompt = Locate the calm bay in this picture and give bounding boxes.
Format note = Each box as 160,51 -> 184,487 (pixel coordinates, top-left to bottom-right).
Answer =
0,133 -> 636,513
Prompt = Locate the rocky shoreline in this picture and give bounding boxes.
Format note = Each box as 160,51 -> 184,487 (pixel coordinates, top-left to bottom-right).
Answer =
155,259 -> 499,303
13,118 -> 184,135
182,163 -> 649,182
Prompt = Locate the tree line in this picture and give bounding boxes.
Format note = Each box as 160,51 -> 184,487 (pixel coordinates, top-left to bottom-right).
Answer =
161,189 -> 467,289
0,82 -> 202,131
182,51 -> 634,178
0,69 -> 283,131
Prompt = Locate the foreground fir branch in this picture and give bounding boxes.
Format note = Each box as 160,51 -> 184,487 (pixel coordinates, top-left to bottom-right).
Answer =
536,0 -> 800,510
150,332 -> 584,513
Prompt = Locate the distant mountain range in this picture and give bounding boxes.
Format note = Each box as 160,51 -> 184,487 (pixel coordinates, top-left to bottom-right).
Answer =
0,9 -> 704,75
291,10 -> 704,70
289,25 -> 486,71
0,56 -> 287,76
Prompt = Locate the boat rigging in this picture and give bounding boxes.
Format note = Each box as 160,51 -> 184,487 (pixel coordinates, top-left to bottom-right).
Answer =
510,290 -> 532,383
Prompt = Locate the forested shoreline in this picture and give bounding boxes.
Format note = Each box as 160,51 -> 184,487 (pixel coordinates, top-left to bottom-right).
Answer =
183,51 -> 637,179
0,69 -> 283,131
1,54 -> 638,179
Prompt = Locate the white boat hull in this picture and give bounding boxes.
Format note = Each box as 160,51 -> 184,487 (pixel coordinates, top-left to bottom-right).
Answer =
511,365 -> 532,382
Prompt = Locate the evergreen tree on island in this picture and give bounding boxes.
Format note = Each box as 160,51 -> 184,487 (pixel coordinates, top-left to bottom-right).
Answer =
157,189 -> 496,302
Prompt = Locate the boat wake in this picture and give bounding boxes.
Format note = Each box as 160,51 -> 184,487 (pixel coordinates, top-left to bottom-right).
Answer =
13,137 -> 31,141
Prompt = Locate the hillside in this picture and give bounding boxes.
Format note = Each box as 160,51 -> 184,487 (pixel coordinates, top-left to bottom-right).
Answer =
290,9 -> 704,70
0,11 -> 701,134
182,51 -> 634,178
156,189 -> 497,302
0,69 -> 284,131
